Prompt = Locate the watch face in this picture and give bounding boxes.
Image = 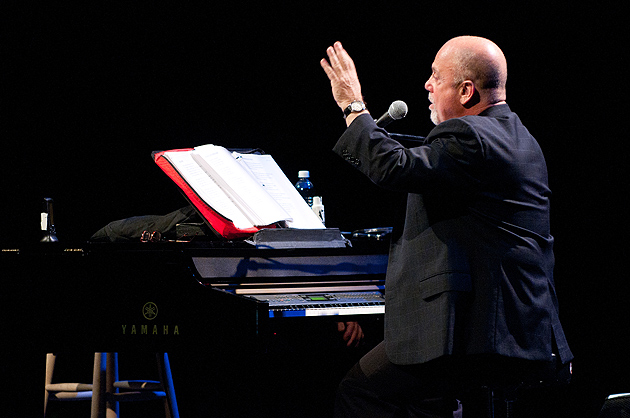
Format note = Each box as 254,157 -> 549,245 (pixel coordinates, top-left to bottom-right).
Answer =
351,101 -> 364,112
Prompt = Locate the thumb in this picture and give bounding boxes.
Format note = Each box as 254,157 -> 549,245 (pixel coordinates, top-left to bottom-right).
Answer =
337,322 -> 346,333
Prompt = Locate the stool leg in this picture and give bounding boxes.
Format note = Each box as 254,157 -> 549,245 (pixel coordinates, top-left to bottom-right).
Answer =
505,399 -> 514,418
44,353 -> 56,417
92,353 -> 107,418
156,353 -> 179,418
106,353 -> 119,418
485,388 -> 495,418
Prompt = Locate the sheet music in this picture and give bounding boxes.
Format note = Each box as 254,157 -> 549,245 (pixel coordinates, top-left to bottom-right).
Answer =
234,153 -> 324,229
162,145 -> 324,230
162,151 -> 254,229
191,145 -> 292,228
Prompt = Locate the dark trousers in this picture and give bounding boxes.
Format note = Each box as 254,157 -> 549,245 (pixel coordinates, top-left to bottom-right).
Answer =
334,341 -> 566,418
333,342 -> 461,418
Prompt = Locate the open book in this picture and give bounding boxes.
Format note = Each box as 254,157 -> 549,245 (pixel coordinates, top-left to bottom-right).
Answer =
153,144 -> 324,238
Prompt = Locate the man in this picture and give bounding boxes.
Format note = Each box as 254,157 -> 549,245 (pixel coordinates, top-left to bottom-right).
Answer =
320,37 -> 573,417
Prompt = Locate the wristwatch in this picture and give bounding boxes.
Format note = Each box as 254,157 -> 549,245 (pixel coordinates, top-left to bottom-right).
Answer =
343,100 -> 367,118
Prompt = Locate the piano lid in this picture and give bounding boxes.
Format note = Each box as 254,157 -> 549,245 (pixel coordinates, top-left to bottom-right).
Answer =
191,253 -> 388,279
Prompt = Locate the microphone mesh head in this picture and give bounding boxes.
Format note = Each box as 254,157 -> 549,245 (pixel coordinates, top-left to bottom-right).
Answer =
388,100 -> 408,120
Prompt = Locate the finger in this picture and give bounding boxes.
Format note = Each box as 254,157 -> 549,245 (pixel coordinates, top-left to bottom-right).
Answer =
343,321 -> 355,341
333,41 -> 356,72
352,323 -> 364,347
344,322 -> 362,346
347,329 -> 358,347
320,58 -> 337,81
348,326 -> 362,347
326,45 -> 343,71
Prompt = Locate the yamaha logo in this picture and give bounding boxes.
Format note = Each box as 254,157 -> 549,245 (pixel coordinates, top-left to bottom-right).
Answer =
143,302 -> 158,320
121,302 -> 180,335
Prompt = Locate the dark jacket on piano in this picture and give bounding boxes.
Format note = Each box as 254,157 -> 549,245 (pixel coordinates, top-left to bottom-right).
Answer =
333,105 -> 573,366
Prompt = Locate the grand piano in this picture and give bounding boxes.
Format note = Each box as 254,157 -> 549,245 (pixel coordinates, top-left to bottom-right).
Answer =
2,235 -> 389,416
2,236 -> 388,352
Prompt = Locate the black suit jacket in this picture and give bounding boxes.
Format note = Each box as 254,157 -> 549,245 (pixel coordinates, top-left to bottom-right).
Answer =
333,105 -> 572,366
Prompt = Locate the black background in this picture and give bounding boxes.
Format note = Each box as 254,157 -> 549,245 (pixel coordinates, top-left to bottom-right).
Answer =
3,2 -> 629,416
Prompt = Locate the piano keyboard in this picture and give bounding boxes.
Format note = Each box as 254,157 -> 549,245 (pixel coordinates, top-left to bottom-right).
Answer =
248,291 -> 385,318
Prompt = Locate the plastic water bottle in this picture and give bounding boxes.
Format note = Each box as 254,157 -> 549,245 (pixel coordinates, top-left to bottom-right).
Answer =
295,170 -> 315,207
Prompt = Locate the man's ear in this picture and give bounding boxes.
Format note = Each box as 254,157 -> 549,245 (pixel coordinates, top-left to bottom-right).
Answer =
460,80 -> 479,108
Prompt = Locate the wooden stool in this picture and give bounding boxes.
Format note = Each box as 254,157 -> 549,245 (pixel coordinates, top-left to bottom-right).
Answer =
45,352 -> 179,418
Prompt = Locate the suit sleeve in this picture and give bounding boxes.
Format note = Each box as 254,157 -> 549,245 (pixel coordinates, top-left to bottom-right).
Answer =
332,114 -> 484,195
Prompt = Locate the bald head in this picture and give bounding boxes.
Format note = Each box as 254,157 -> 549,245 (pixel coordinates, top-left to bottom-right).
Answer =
437,36 -> 508,103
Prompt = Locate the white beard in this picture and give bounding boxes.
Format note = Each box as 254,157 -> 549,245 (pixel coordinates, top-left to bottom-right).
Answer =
428,93 -> 439,125
430,108 -> 439,125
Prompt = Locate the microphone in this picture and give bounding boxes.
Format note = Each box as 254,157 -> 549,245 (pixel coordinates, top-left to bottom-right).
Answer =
375,100 -> 408,127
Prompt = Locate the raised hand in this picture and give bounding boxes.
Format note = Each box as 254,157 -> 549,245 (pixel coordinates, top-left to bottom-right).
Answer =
320,42 -> 368,123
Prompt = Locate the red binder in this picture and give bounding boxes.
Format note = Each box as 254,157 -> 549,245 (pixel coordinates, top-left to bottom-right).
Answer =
152,149 -> 276,239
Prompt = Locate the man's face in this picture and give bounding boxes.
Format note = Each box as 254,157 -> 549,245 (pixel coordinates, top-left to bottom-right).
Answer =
424,53 -> 462,125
